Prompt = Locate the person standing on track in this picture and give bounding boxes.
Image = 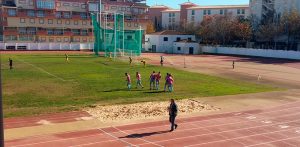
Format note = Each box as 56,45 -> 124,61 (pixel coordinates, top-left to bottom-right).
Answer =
141,60 -> 146,68
9,57 -> 13,70
232,61 -> 235,69
149,71 -> 156,90
168,99 -> 178,132
136,72 -> 144,89
155,72 -> 161,90
125,73 -> 131,90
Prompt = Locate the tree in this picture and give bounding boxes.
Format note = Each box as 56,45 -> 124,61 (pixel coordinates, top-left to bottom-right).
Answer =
146,22 -> 156,34
280,10 -> 300,50
233,20 -> 252,42
255,21 -> 283,49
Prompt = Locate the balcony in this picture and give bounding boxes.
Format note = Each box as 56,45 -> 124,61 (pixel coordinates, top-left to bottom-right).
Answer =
37,30 -> 47,35
3,30 -> 19,35
72,15 -> 82,19
63,31 -> 73,36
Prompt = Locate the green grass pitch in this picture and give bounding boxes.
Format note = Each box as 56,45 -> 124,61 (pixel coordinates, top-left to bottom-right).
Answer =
1,53 -> 277,117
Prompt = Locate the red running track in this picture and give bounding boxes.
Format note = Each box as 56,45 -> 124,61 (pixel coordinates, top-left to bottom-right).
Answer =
6,101 -> 300,147
4,111 -> 91,129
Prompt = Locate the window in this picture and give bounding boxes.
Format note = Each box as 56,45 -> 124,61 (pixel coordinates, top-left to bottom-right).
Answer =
64,37 -> 69,42
81,4 -> 86,9
177,47 -> 181,51
242,9 -> 245,14
41,37 -> 46,41
188,37 -> 192,41
57,19 -> 62,24
163,37 -> 168,41
176,37 -> 181,41
191,10 -> 195,15
111,6 -> 117,10
55,12 -> 62,18
19,0 -> 26,4
48,19 -> 53,24
36,0 -> 55,9
20,18 -> 26,23
39,18 -> 44,24
74,20 -> 78,25
29,0 -> 34,5
169,13 -> 172,17
30,18 -> 35,23
220,9 -> 223,15
63,3 -> 70,6
49,37 -> 54,42
82,21 -> 87,25
47,29 -> 53,35
27,10 -> 35,17
80,13 -> 87,19
127,35 -> 132,40
8,9 -> 16,16
134,23 -> 138,27
203,10 -> 207,15
65,20 -> 70,25
237,9 -> 241,14
37,10 -> 45,17
72,29 -> 80,35
208,10 -> 211,15
63,12 -> 71,18
82,30 -> 88,35
127,22 -> 131,27
19,28 -> 27,34
191,16 -> 195,21
56,38 -> 61,42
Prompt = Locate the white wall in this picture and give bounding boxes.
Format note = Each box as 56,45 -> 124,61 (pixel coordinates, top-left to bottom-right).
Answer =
187,7 -> 250,25
202,46 -> 300,60
145,34 -> 195,53
162,11 -> 181,29
0,43 -> 94,50
173,42 -> 200,54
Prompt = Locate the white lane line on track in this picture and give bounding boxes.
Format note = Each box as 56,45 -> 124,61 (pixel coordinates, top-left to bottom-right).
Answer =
113,126 -> 164,147
245,136 -> 300,147
137,116 -> 300,146
9,101 -> 300,146
98,128 -> 136,147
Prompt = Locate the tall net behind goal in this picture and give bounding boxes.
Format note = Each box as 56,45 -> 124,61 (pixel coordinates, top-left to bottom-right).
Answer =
91,13 -> 143,58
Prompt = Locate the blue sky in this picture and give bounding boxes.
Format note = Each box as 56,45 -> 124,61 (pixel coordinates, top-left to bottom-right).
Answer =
146,0 -> 249,9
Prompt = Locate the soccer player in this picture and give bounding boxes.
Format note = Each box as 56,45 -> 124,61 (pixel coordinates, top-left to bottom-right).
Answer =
65,54 -> 69,62
155,72 -> 161,90
167,74 -> 174,92
129,57 -> 133,66
9,58 -> 13,70
160,56 -> 164,66
149,71 -> 156,90
141,60 -> 146,68
136,72 -> 144,89
164,73 -> 170,92
125,73 -> 131,90
168,99 -> 178,132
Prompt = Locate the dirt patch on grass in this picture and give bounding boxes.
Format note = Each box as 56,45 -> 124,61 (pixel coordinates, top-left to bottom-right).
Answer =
85,99 -> 220,122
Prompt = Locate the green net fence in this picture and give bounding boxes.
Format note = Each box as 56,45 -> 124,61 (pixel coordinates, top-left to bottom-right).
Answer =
91,13 -> 143,57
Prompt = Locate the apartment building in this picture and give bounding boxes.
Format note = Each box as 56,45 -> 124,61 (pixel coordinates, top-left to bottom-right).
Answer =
187,5 -> 250,25
148,5 -> 169,31
0,0 -> 149,43
250,0 -> 300,24
156,2 -> 250,30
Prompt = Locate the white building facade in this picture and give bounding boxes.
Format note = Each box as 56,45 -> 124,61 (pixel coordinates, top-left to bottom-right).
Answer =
173,41 -> 200,54
145,30 -> 196,53
161,10 -> 181,30
187,5 -> 250,25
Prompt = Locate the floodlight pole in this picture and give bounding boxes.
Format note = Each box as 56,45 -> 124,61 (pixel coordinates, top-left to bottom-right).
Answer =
0,52 -> 4,147
122,12 -> 125,56
114,12 -> 117,60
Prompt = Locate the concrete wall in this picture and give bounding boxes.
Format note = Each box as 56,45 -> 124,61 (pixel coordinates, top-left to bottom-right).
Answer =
145,34 -> 195,53
202,46 -> 300,60
0,43 -> 94,50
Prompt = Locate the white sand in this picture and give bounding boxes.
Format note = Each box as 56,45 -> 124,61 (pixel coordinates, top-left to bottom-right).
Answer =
85,99 -> 220,122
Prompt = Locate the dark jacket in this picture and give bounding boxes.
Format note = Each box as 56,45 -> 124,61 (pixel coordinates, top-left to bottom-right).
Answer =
169,103 -> 178,116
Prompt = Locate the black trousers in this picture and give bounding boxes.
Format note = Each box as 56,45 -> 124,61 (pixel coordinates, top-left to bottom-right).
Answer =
169,115 -> 177,130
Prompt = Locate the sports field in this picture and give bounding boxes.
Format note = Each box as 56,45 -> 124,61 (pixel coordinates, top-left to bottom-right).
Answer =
1,52 -> 277,118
